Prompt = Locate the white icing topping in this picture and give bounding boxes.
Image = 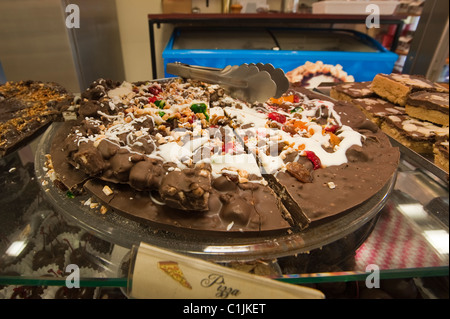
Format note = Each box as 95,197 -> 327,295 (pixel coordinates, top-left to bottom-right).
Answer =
71,79 -> 369,185
390,74 -> 434,88
157,142 -> 193,168
386,115 -> 449,137
210,153 -> 261,178
224,104 -> 268,128
388,115 -> 402,122
385,107 -> 404,114
107,81 -> 134,104
210,106 -> 225,118
228,92 -> 362,170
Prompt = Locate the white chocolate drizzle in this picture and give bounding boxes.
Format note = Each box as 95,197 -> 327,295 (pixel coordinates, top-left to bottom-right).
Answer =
71,79 -> 368,183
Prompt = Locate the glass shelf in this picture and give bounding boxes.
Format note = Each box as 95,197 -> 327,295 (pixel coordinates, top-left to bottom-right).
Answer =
0,125 -> 448,295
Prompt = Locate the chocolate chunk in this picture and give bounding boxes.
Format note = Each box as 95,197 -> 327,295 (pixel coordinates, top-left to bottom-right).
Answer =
133,117 -> 154,131
79,100 -> 101,117
97,139 -> 120,159
32,249 -> 55,271
346,146 -> 371,163
108,151 -> 136,182
159,168 -> 211,211
212,175 -> 237,192
96,78 -> 121,90
131,137 -> 156,154
70,246 -> 102,271
129,160 -> 164,190
238,182 -> 260,190
81,119 -> 101,135
10,286 -> 45,299
73,142 -> 106,175
81,85 -> 107,101
355,118 -> 379,133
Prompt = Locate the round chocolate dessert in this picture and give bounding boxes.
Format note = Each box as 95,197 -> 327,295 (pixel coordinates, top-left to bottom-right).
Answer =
44,77 -> 399,238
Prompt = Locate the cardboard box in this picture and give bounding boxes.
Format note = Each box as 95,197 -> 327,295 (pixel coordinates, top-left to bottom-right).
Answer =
162,0 -> 192,14
312,1 -> 399,15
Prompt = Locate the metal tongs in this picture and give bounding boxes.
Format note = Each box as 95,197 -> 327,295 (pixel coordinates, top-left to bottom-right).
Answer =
166,62 -> 289,103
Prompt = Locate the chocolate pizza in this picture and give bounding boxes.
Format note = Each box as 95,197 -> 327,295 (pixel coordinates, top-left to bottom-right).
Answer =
0,80 -> 73,157
47,78 -> 399,234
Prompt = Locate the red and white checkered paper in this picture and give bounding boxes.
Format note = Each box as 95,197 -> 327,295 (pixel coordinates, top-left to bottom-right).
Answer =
355,207 -> 444,271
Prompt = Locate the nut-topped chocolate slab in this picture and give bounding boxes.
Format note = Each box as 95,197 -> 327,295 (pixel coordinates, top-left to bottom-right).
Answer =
48,77 -> 399,234
0,80 -> 73,157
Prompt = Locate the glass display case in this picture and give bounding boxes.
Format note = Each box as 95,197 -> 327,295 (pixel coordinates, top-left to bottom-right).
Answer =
0,105 -> 448,299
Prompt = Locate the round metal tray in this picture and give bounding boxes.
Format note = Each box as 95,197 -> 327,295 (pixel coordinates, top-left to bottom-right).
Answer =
35,123 -> 396,262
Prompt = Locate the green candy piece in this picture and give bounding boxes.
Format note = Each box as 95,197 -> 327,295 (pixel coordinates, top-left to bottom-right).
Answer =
190,103 -> 207,113
190,103 -> 209,121
155,100 -> 165,109
290,106 -> 304,113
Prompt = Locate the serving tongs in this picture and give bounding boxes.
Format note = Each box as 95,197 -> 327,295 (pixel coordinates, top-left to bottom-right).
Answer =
166,62 -> 289,103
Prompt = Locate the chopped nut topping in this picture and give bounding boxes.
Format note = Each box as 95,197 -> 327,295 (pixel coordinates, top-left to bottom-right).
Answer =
327,182 -> 336,189
102,185 -> 114,196
286,162 -> 312,183
100,205 -> 108,214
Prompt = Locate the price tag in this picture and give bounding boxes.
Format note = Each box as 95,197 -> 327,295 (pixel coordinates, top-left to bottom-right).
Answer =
129,242 -> 324,299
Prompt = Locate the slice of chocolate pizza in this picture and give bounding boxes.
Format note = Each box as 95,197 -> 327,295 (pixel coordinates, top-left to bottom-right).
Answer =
222,87 -> 399,224
0,80 -> 73,157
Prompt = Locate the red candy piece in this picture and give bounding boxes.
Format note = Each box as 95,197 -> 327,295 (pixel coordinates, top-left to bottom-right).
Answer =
305,150 -> 322,170
268,112 -> 286,124
222,141 -> 235,153
148,86 -> 162,96
324,125 -> 340,133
